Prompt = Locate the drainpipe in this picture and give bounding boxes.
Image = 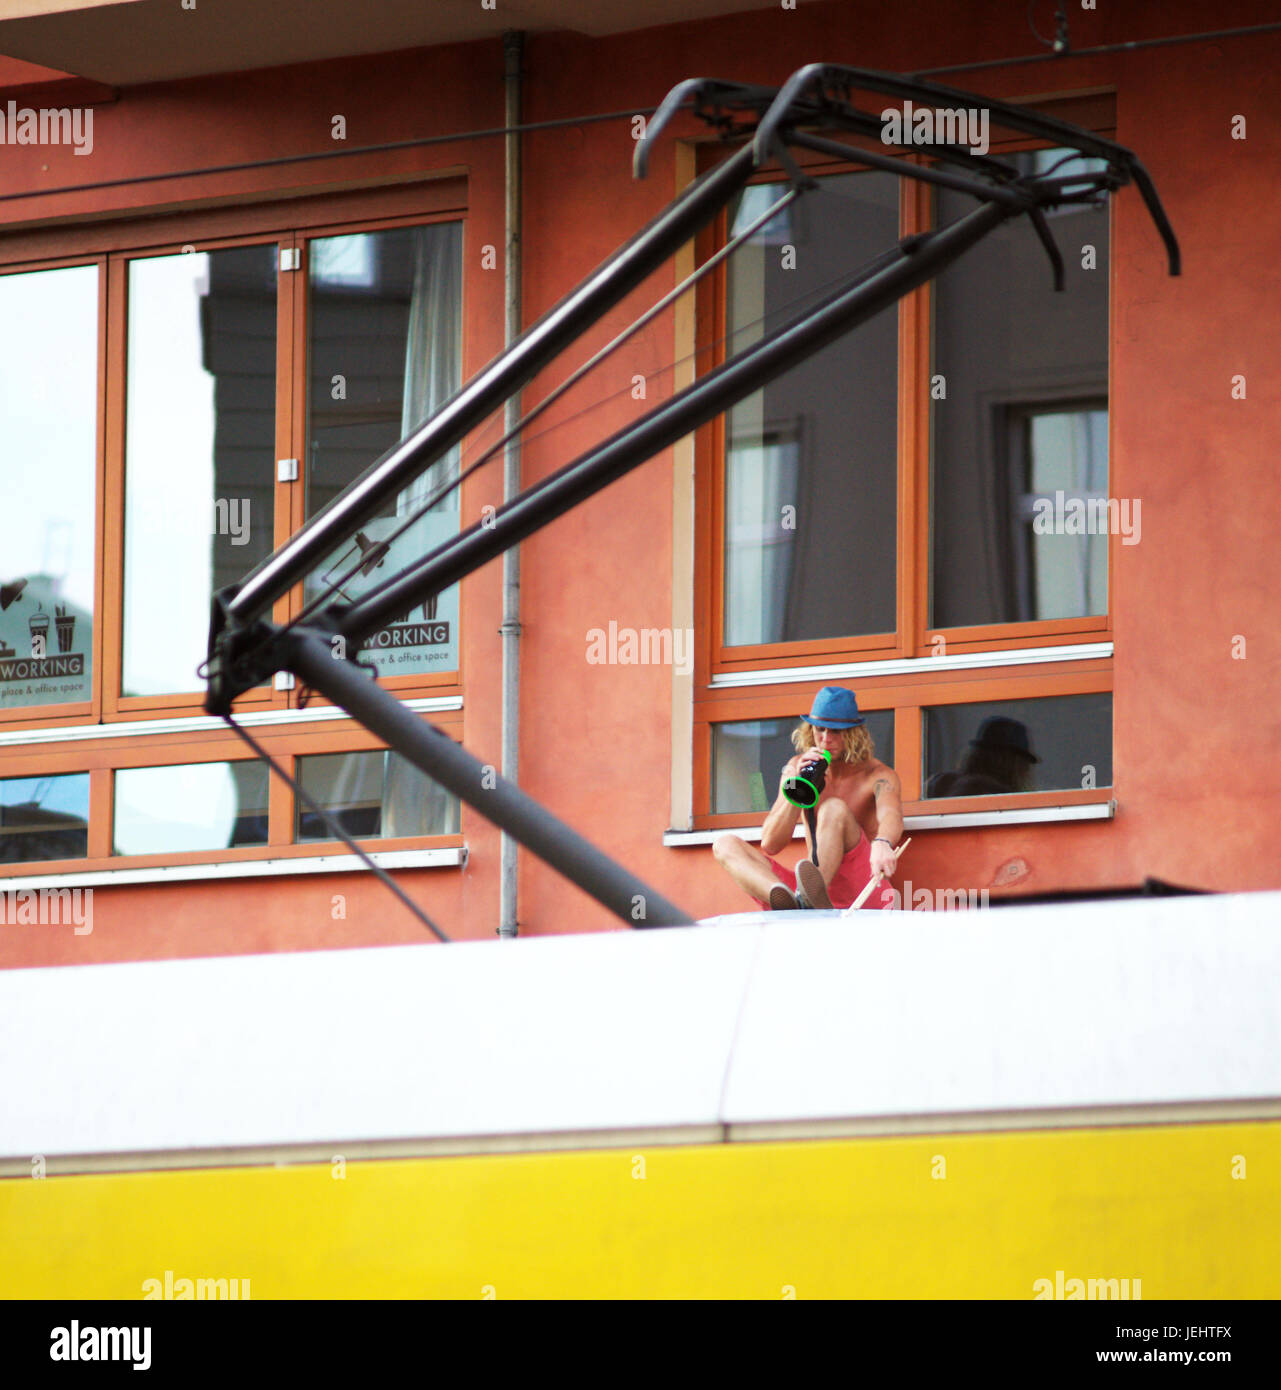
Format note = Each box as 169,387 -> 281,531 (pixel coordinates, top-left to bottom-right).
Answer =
499,30 -> 524,937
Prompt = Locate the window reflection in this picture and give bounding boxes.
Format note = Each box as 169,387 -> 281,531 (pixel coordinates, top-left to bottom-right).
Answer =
0,774 -> 89,863
931,149 -> 1110,628
924,694 -> 1111,798
305,222 -> 463,678
123,245 -> 277,696
295,749 -> 459,842
722,174 -> 899,647
1015,403 -> 1109,618
113,761 -> 269,854
0,265 -> 97,709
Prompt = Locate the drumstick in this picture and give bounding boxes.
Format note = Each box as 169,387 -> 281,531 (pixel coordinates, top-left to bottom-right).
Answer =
845,837 -> 912,914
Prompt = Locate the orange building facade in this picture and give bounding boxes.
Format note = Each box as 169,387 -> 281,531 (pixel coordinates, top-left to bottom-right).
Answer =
0,0 -> 1277,968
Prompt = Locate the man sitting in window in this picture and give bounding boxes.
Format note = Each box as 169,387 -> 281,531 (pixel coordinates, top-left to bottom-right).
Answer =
712,686 -> 902,911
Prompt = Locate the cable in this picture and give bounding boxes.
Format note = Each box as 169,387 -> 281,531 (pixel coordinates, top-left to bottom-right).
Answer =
339,234 -> 921,627
210,133 -> 1111,694
914,19 -> 1281,78
214,143 -> 1088,683
211,187 -> 871,684
0,103 -> 692,207
10,22 -> 1280,207
293,183 -> 802,635
220,714 -> 452,943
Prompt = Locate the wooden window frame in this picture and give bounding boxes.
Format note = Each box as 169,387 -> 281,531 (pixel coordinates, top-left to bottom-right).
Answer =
0,181 -> 470,731
0,710 -> 464,878
689,95 -> 1118,827
0,180 -> 475,871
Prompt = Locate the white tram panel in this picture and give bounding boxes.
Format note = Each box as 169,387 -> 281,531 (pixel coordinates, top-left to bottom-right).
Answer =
721,891 -> 1281,1125
2,891 -> 1280,1164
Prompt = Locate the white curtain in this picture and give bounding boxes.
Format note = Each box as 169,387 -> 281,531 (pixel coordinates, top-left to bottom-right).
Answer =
398,221 -> 463,529
384,747 -> 459,839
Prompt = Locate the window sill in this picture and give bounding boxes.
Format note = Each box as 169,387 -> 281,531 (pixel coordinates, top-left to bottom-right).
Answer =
708,641 -> 1111,688
0,846 -> 466,890
664,799 -> 1115,845
0,694 -> 463,747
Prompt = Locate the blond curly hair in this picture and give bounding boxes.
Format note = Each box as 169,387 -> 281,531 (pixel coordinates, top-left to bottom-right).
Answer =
791,721 -> 875,766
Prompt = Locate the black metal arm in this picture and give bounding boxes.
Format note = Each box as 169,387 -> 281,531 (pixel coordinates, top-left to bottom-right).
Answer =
205,66 -> 1179,937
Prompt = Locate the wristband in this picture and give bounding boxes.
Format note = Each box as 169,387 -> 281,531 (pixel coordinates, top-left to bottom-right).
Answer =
873,837 -> 895,848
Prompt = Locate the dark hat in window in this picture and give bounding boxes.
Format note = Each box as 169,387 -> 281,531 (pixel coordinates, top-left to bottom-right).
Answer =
969,715 -> 1040,763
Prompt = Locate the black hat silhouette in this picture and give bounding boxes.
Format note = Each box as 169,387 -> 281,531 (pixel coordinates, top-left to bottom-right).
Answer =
969,716 -> 1039,763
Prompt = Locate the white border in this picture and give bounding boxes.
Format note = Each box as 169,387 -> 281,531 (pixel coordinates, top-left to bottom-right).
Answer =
663,800 -> 1114,845
0,695 -> 463,747
0,846 -> 465,891
710,641 -> 1111,688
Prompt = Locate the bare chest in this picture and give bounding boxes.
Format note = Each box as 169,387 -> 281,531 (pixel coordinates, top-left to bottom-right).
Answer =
822,769 -> 878,835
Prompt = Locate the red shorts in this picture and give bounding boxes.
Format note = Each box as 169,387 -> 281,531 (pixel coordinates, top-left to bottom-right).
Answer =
753,835 -> 896,911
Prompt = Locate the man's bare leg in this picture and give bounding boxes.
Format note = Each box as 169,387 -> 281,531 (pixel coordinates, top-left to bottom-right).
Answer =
812,798 -> 858,886
713,834 -> 787,904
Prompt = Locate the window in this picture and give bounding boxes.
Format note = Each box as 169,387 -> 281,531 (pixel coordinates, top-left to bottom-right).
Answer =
694,108 -> 1115,826
719,172 -> 899,653
0,774 -> 89,863
295,750 -> 459,842
0,264 -> 98,712
711,711 -> 895,814
123,245 -> 278,696
930,151 -> 1110,632
113,761 -> 270,855
0,183 -> 470,872
923,694 -> 1111,799
304,221 -> 462,678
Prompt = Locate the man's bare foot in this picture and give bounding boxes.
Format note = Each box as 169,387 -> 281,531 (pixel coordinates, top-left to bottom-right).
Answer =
795,859 -> 833,910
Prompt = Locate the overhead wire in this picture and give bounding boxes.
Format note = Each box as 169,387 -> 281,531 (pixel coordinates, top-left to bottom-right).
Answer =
218,152 -> 1070,685
220,714 -> 451,942
339,230 -> 924,627
211,182 -> 900,687
288,183 -> 803,637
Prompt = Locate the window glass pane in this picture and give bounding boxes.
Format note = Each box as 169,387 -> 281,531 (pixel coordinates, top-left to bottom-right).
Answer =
723,174 -> 899,647
123,246 -> 278,695
305,222 -> 463,678
0,774 -> 89,863
113,762 -> 269,854
711,711 -> 894,814
930,150 -> 1110,628
923,693 -> 1111,798
295,749 -> 460,842
0,265 -> 97,708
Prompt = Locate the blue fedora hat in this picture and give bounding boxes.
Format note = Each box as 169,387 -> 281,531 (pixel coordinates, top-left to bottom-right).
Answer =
800,686 -> 866,729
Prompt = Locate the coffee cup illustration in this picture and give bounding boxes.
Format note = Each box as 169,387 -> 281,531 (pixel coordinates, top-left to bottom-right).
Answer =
55,605 -> 75,654
29,609 -> 49,657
